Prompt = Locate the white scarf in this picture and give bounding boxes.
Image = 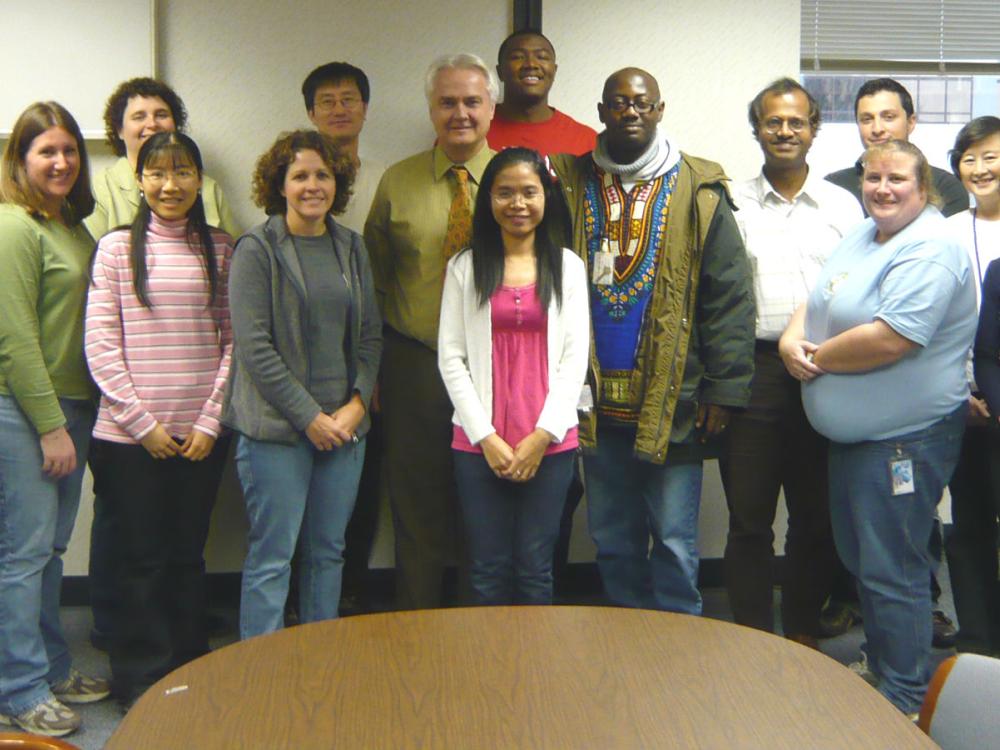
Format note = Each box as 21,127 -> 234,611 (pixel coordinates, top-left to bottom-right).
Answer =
592,128 -> 681,192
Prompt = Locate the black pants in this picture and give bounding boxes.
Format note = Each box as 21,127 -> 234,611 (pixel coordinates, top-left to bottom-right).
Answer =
341,414 -> 383,607
89,436 -> 229,695
946,424 -> 1000,653
719,345 -> 837,636
380,329 -> 462,610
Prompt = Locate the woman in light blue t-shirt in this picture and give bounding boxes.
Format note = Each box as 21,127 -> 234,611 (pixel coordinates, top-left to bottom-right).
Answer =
779,140 -> 977,717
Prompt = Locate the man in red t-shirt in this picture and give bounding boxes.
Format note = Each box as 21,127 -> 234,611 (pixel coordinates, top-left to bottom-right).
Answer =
488,30 -> 596,157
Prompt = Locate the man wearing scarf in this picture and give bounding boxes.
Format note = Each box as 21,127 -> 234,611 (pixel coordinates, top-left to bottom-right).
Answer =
550,68 -> 754,614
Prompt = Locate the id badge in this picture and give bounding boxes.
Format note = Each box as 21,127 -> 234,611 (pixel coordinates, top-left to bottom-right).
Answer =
593,251 -> 614,286
889,457 -> 915,496
578,383 -> 594,413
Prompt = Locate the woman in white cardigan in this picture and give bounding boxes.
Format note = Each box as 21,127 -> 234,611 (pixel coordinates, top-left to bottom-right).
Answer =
439,148 -> 589,605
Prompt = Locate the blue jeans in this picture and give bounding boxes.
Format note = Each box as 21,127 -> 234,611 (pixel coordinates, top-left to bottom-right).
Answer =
236,434 -> 364,639
454,450 -> 575,605
0,396 -> 94,715
583,427 -> 704,614
829,406 -> 965,714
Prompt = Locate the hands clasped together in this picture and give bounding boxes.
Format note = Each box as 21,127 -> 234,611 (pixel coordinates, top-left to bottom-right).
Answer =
139,424 -> 217,461
480,428 -> 553,482
305,393 -> 366,451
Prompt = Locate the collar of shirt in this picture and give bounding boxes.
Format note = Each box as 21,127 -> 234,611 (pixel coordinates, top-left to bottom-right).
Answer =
750,169 -> 825,211
110,157 -> 141,209
431,143 -> 493,185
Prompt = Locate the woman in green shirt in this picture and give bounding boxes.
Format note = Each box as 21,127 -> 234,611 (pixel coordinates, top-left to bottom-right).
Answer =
84,77 -> 238,241
0,102 -> 110,737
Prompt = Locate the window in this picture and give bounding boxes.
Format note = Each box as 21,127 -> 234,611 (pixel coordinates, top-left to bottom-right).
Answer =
799,1 -> 1000,176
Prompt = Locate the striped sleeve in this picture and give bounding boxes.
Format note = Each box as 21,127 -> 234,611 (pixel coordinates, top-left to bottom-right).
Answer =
85,234 -> 158,440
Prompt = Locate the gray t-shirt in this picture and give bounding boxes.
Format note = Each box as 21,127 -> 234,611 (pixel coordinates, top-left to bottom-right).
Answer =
293,233 -> 351,411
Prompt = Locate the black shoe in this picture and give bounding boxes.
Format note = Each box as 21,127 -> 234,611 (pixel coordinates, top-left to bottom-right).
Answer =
818,600 -> 862,638
89,628 -> 112,653
932,610 -> 957,649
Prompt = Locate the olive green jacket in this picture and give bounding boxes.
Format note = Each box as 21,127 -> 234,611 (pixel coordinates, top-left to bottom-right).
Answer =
550,151 -> 755,464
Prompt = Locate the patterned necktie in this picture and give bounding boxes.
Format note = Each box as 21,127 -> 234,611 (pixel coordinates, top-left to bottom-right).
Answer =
442,166 -> 472,261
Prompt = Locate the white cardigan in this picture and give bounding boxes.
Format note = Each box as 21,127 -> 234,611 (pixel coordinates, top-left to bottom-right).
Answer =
438,247 -> 590,446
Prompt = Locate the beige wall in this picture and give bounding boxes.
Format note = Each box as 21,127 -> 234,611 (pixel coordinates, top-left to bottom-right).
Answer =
8,0 -> 801,574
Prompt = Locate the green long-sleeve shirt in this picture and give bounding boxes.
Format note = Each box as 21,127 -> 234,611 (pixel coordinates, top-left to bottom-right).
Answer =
364,145 -> 494,349
0,204 -> 95,433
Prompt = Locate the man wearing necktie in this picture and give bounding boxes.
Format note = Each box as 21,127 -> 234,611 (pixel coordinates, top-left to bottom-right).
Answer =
365,53 -> 496,609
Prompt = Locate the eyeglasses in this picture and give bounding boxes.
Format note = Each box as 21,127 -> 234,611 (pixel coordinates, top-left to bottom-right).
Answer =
762,117 -> 809,134
492,188 -> 543,204
314,97 -> 362,113
141,167 -> 199,184
604,98 -> 659,115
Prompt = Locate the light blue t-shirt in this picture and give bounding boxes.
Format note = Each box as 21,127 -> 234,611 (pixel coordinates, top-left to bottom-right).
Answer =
803,206 -> 976,443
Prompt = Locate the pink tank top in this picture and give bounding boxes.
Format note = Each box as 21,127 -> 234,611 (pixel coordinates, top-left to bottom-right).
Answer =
453,283 -> 578,454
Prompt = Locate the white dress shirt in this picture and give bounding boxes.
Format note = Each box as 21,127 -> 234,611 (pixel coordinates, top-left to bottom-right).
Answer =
732,169 -> 863,340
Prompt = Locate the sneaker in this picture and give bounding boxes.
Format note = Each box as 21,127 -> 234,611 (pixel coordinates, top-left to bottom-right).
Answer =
848,653 -> 879,687
932,610 -> 957,649
0,696 -> 81,737
52,667 -> 111,704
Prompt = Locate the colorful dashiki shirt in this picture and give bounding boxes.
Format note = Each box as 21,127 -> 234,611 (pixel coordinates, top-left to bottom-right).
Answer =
585,163 -> 679,422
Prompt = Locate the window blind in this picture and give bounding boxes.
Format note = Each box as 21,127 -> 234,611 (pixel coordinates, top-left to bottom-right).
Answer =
801,0 -> 1000,72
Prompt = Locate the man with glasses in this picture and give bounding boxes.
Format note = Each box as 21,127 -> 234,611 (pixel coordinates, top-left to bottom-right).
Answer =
722,79 -> 861,647
550,68 -> 754,613
303,61 -> 384,614
365,54 -> 497,610
303,62 -> 384,232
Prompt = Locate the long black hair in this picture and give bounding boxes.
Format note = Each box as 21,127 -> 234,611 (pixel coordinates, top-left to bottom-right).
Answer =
469,147 -> 570,309
130,132 -> 217,308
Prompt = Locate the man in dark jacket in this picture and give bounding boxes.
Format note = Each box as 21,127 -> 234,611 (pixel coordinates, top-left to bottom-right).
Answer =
826,77 -> 968,218
550,68 -> 755,614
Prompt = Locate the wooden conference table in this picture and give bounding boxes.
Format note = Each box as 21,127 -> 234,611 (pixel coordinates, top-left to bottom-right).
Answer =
105,606 -> 936,749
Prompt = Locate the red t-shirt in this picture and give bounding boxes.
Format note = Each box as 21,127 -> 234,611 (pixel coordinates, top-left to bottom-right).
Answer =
486,108 -> 597,157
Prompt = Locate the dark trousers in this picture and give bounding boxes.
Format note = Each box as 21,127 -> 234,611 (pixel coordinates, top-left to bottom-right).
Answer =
719,346 -> 837,636
454,450 -> 575,605
946,423 -> 1000,653
341,414 -> 382,606
381,328 -> 461,610
87,470 -> 117,639
89,436 -> 229,695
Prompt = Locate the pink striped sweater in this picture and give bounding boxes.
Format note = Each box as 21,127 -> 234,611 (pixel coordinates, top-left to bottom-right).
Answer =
85,213 -> 234,444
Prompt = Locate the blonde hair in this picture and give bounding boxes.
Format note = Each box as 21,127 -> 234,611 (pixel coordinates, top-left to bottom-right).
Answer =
861,139 -> 941,209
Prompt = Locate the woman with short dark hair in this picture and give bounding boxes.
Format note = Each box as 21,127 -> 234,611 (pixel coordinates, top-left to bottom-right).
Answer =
85,77 -> 238,240
945,115 -> 1000,656
225,130 -> 379,638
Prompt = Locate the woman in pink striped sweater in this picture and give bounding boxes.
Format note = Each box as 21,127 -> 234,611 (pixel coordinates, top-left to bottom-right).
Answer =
84,132 -> 233,708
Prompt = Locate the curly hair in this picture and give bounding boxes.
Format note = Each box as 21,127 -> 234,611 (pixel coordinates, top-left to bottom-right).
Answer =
103,77 -> 188,156
251,130 -> 355,217
1,101 -> 94,224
